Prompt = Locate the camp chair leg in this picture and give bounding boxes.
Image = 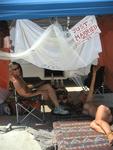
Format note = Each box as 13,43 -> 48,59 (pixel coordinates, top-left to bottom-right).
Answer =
14,90 -> 46,124
17,103 -> 43,123
15,102 -> 19,124
42,103 -> 45,122
41,95 -> 46,122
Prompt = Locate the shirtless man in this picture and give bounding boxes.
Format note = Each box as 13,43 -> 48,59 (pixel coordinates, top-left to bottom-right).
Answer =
9,62 -> 69,115
81,65 -> 113,146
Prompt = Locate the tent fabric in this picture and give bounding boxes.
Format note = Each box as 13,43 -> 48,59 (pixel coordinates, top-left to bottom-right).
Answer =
98,16 -> 113,91
0,48 -> 10,89
0,0 -> 113,20
0,87 -> 9,104
0,21 -> 10,89
0,16 -> 102,72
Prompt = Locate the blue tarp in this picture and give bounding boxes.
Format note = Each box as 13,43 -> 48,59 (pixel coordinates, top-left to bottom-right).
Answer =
0,0 -> 113,20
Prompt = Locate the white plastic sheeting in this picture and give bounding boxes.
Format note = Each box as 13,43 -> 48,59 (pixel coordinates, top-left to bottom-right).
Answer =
0,16 -> 102,72
0,130 -> 41,150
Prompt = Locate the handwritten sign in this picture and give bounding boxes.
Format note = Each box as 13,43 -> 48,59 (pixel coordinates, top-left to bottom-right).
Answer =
69,16 -> 101,45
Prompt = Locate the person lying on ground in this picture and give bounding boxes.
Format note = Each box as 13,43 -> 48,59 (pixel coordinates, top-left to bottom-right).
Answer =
9,62 -> 69,115
78,65 -> 113,146
90,104 -> 113,146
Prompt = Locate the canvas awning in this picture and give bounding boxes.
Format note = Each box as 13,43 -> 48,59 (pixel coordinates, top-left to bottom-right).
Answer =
0,0 -> 113,20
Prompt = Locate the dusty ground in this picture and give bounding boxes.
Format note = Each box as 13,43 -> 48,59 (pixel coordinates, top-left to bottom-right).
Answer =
1,90 -> 113,150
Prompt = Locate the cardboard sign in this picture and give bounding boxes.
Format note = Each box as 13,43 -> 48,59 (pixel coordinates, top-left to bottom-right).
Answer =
69,16 -> 101,45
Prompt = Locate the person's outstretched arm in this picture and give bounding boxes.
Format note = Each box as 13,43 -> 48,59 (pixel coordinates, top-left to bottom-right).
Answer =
11,76 -> 43,97
86,65 -> 100,102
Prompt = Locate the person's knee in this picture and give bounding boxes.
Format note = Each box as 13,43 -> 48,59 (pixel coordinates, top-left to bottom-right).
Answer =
97,105 -> 109,112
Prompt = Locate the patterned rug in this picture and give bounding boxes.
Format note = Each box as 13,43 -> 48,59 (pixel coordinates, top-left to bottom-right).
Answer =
53,121 -> 113,150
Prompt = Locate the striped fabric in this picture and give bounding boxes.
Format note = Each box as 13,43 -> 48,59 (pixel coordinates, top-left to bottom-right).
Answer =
53,121 -> 113,150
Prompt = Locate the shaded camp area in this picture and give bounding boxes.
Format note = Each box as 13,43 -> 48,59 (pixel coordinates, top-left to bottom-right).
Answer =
1,0 -> 113,150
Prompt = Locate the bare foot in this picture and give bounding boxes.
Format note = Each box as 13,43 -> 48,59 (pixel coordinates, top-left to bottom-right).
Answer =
107,132 -> 113,146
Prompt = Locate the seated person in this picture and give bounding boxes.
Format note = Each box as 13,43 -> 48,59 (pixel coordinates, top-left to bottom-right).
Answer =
76,65 -> 102,117
78,65 -> 113,146
9,62 -> 69,115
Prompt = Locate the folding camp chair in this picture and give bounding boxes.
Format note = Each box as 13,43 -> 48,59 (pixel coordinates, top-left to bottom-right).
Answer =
84,65 -> 105,95
14,89 -> 45,124
71,75 -> 89,92
71,75 -> 105,96
94,82 -> 105,95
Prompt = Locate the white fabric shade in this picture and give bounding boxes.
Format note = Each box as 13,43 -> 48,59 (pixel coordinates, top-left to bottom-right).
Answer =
0,16 -> 102,73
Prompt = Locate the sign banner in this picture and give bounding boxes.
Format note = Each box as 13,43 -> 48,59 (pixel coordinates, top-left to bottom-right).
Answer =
69,16 -> 101,45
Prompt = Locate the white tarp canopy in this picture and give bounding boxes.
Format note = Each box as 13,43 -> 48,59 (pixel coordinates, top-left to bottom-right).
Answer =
0,16 -> 102,72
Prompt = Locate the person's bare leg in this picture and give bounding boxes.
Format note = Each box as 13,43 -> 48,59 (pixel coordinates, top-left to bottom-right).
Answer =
83,102 -> 97,117
95,119 -> 113,145
86,65 -> 100,102
37,84 -> 59,107
37,83 -> 69,115
90,120 -> 105,134
96,119 -> 113,145
91,105 -> 113,145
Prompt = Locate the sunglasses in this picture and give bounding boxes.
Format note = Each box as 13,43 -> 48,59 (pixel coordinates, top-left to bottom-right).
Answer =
12,66 -> 20,71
